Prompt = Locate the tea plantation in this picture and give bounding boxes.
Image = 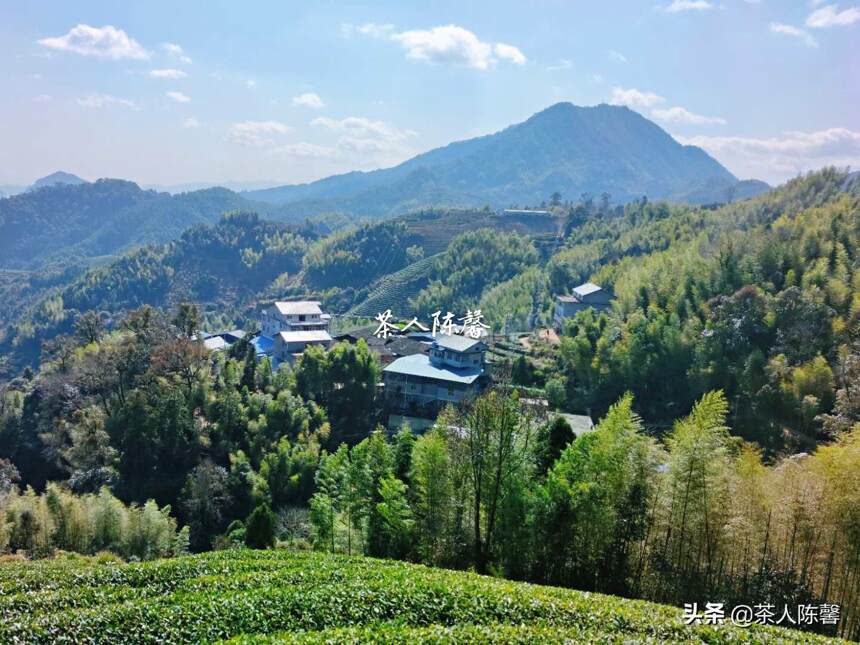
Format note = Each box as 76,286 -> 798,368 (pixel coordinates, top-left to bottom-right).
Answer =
0,549 -> 845,644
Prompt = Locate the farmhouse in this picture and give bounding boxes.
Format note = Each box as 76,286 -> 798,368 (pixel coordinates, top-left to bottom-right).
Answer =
383,334 -> 489,430
255,300 -> 333,364
554,282 -> 613,327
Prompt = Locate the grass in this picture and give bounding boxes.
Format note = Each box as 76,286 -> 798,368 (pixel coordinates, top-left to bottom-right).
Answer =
0,549 -> 846,644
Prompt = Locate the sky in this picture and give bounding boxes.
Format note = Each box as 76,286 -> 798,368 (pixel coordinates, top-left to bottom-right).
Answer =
0,0 -> 858,189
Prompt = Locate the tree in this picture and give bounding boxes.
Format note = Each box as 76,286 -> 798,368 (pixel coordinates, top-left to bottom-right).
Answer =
376,476 -> 414,559
241,344 -> 257,391
173,302 -> 201,339
63,406 -> 118,493
244,503 -> 277,549
75,310 -> 105,345
461,390 -> 521,573
545,378 -> 567,410
181,461 -> 232,552
535,415 -> 574,476
392,423 -> 415,485
411,428 -> 453,565
309,445 -> 349,553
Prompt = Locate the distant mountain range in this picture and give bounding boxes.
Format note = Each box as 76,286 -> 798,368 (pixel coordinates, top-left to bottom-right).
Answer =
245,102 -> 769,215
0,102 -> 772,269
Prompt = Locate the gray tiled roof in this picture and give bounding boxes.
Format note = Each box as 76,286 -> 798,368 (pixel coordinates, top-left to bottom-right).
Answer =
273,301 -> 323,316
433,334 -> 483,352
573,282 -> 603,298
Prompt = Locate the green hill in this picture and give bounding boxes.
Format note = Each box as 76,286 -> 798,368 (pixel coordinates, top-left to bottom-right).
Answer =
0,549 -> 838,644
0,179 -> 281,270
246,103 -> 769,216
347,253 -> 439,317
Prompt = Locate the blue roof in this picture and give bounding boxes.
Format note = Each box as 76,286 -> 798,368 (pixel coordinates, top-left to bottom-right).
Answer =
384,354 -> 483,384
252,334 -> 274,356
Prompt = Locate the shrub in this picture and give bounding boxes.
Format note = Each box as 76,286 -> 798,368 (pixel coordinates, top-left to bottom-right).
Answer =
245,504 -> 276,549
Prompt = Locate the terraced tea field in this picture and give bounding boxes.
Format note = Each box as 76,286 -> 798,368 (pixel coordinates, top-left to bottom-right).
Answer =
0,549 -> 844,644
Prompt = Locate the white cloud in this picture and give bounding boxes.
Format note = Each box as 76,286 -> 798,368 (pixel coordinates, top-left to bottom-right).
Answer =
341,23 -> 395,38
245,79 -> 256,88
77,93 -> 136,109
678,128 -> 860,183
610,87 -> 665,109
162,43 -> 192,64
663,0 -> 714,11
770,22 -> 819,47
592,74 -> 604,83
183,117 -> 200,129
608,50 -> 628,63
611,88 -> 725,126
293,92 -> 326,109
149,68 -> 187,79
272,142 -> 339,158
652,106 -> 727,125
311,116 -> 416,142
547,59 -> 573,72
493,42 -> 527,65
38,24 -> 149,60
166,91 -> 191,103
390,25 -> 526,70
337,136 -> 390,153
229,121 -> 292,146
806,4 -> 860,27
32,94 -> 52,103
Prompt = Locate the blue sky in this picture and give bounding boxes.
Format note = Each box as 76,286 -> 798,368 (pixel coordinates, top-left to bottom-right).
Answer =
1,0 -> 858,188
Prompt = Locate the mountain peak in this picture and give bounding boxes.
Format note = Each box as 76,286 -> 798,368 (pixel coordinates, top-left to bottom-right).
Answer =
30,171 -> 87,191
246,102 -> 764,213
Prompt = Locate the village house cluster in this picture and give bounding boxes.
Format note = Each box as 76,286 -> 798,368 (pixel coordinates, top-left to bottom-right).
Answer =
202,281 -> 610,432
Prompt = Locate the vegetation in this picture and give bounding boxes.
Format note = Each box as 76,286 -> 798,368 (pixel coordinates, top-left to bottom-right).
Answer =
0,549 -> 837,644
1,168 -> 859,641
0,179 -> 283,270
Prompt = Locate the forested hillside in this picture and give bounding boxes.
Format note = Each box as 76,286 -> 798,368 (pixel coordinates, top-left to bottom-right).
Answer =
0,180 -> 283,269
0,213 -> 307,375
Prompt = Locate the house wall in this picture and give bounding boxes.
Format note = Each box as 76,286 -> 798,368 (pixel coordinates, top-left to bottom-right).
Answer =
429,347 -> 483,369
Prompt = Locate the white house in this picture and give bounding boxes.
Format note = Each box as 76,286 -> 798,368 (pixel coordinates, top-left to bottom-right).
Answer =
260,300 -> 330,337
256,300 -> 333,364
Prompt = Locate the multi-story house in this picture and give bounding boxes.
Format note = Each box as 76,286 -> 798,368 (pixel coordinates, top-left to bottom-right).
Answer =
383,334 -> 489,430
260,301 -> 331,337
255,300 -> 332,364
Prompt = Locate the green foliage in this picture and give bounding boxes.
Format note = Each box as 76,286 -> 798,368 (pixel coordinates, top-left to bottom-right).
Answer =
303,222 -> 412,289
0,485 -> 182,560
244,503 -> 277,549
412,228 -> 539,315
295,341 -> 380,445
0,549 -> 830,644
